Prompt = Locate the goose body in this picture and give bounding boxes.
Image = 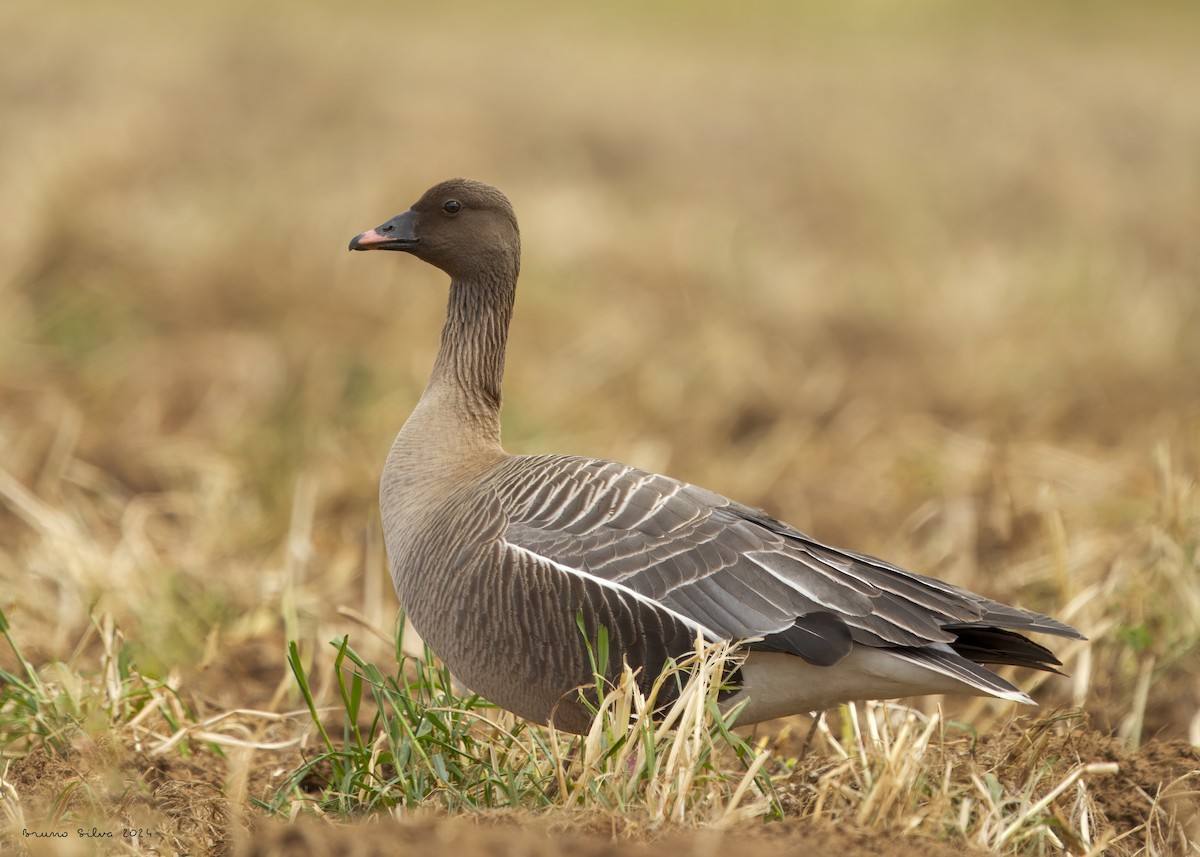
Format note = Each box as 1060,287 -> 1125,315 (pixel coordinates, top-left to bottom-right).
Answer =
351,179 -> 1083,734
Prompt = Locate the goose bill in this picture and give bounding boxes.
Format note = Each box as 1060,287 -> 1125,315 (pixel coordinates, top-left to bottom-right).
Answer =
349,210 -> 420,251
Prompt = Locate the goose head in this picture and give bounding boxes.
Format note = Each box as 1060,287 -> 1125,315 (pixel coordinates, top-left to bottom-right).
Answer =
349,178 -> 520,281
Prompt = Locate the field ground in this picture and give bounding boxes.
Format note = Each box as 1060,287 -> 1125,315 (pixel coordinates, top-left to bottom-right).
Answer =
1,0 -> 1198,854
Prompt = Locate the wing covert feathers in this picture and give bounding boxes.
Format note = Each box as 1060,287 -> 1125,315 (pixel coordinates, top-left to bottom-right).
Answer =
489,454 -> 1081,699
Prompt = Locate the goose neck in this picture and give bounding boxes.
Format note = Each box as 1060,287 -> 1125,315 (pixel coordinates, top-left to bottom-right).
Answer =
412,267 -> 516,452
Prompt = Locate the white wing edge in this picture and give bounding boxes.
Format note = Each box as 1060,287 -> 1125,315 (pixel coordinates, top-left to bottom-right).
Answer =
505,541 -> 722,642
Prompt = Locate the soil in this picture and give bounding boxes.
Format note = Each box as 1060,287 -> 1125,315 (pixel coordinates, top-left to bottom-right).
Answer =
235,815 -> 993,857
974,721 -> 1200,851
4,718 -> 1196,857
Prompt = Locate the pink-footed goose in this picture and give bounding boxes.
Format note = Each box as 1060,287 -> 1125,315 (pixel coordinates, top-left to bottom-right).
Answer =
349,178 -> 1083,735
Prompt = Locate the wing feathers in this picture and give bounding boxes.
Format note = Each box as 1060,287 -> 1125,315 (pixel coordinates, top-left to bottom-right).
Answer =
945,625 -> 1067,671
745,550 -> 874,615
505,542 -> 719,642
756,613 -> 855,666
889,647 -> 1036,704
490,454 -> 1080,698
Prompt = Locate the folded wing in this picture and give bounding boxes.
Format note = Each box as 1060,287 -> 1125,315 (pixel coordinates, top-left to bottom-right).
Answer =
492,455 -> 1081,675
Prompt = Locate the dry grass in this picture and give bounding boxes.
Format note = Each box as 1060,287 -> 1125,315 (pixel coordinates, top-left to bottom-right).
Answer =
1,0 -> 1199,853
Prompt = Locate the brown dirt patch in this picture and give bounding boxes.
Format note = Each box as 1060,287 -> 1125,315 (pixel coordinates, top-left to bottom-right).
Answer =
1056,734 -> 1199,848
1100,740 -> 1200,847
3,719 -> 1196,856
236,814 -> 992,857
2,738 -> 304,856
180,640 -> 296,715
769,713 -> 1200,855
974,719 -> 1200,852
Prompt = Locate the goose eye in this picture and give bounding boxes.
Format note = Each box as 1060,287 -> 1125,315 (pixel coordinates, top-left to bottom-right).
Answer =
442,200 -> 462,214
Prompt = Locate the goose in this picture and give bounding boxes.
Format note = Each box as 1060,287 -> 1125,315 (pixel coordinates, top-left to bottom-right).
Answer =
349,178 -> 1083,735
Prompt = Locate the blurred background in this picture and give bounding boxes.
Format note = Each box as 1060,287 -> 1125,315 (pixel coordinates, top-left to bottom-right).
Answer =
1,0 -> 1197,743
